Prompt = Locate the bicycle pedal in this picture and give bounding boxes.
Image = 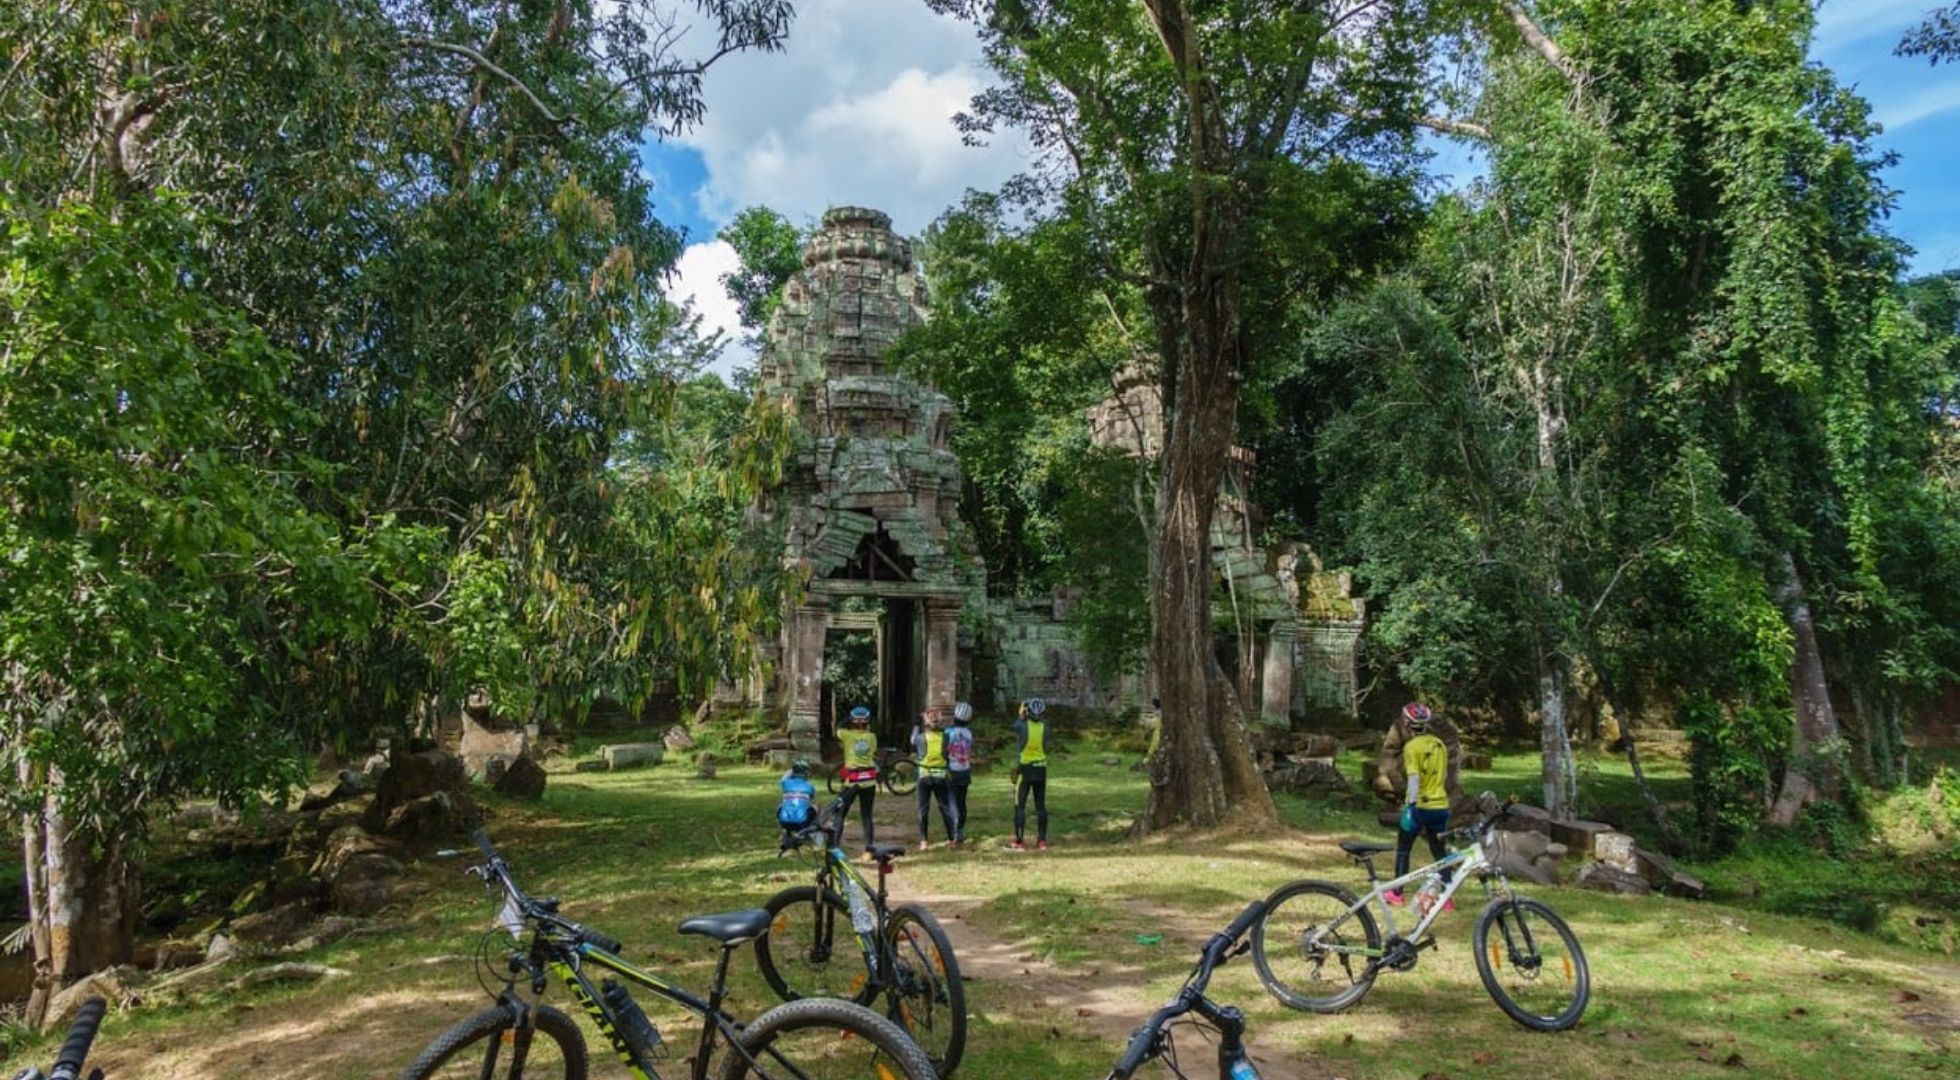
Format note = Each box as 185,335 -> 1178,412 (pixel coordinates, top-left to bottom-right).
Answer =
1415,936 -> 1438,952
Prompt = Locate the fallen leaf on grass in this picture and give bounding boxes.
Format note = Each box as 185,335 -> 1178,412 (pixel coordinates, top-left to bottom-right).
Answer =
1075,1007 -> 1094,1017
1730,972 -> 1753,982
1420,1073 -> 1451,1080
1786,1007 -> 1809,1019
1895,990 -> 1924,1004
1472,1051 -> 1497,1065
1723,1053 -> 1747,1069
1342,1033 -> 1355,1047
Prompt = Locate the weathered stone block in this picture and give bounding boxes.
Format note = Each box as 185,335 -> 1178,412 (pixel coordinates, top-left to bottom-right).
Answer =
461,715 -> 528,779
1576,861 -> 1652,895
494,755 -> 548,800
602,742 -> 665,770
1499,803 -> 1553,835
1594,830 -> 1639,874
1549,819 -> 1616,857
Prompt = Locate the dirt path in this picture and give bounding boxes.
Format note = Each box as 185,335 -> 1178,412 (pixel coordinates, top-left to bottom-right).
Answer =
902,886 -> 1322,1080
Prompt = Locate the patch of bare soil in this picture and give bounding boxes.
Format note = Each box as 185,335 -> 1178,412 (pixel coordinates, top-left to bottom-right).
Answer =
904,887 -> 1323,1080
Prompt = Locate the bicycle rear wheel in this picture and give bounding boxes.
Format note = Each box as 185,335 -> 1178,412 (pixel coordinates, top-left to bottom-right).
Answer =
717,996 -> 940,1080
885,759 -> 918,796
1473,896 -> 1590,1031
756,885 -> 876,1004
1251,880 -> 1380,1013
398,1003 -> 588,1080
828,768 -> 845,796
886,904 -> 967,1076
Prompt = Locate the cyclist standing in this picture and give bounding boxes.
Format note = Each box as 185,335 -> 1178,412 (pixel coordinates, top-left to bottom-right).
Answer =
839,704 -> 880,858
1008,697 -> 1051,851
912,708 -> 958,849
1387,702 -> 1454,910
945,701 -> 976,846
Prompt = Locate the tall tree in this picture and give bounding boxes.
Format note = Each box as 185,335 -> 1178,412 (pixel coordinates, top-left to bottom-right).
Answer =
930,0 -> 1432,830
1900,3 -> 1960,63
1,0 -> 794,1023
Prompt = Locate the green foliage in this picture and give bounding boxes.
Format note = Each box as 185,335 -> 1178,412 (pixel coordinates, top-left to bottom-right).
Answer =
0,193 -> 395,829
1899,3 -> 1960,64
717,206 -> 807,344
0,0 -> 800,848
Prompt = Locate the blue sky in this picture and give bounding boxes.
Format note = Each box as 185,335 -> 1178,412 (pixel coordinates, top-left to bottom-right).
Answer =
647,1 -> 1960,378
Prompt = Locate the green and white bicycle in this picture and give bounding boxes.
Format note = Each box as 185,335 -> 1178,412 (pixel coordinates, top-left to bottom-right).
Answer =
1251,795 -> 1591,1032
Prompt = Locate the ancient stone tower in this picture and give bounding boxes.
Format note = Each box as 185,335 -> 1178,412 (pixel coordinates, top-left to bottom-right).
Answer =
754,207 -> 984,753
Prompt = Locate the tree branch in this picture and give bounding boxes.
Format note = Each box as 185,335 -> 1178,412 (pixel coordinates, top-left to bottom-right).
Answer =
1416,114 -> 1492,140
1499,1 -> 1578,81
405,37 -> 567,126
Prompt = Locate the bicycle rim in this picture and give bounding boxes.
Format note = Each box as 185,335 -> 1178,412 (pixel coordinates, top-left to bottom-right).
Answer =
1474,897 -> 1590,1031
398,1003 -> 588,1080
757,886 -> 876,1004
886,905 -> 967,1075
718,997 -> 939,1080
1251,880 -> 1379,1014
886,761 -> 918,796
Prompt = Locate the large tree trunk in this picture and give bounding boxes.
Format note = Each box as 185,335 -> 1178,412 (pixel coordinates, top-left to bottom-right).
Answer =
19,766 -> 138,1029
1141,324 -> 1277,831
1135,0 -> 1276,832
1767,551 -> 1846,826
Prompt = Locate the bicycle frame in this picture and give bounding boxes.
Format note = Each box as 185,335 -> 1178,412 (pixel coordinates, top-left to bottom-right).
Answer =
811,841 -> 894,976
531,935 -> 750,1080
1317,832 -> 1509,964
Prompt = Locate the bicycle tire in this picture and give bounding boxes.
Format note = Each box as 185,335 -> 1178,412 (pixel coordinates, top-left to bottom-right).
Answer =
828,768 -> 844,796
717,996 -> 940,1080
885,903 -> 968,1076
1251,879 -> 1381,1014
756,885 -> 876,1005
1473,896 -> 1590,1031
398,1003 -> 589,1080
885,759 -> 918,796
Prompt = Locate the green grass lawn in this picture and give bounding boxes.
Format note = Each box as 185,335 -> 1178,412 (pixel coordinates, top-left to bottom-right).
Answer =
12,740 -> 1958,1079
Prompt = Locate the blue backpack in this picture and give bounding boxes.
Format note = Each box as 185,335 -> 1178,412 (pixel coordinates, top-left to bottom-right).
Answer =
778,774 -> 816,828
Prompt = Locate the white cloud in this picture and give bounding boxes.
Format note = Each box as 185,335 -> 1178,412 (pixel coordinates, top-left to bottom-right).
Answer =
670,239 -> 755,383
1879,80 -> 1960,129
673,0 -> 1027,236
1814,0 -> 1926,44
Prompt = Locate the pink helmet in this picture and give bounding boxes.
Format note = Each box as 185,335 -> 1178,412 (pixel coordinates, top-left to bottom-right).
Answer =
1401,702 -> 1433,730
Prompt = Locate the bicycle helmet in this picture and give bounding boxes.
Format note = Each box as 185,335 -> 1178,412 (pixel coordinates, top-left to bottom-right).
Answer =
1023,697 -> 1047,717
1402,702 -> 1433,731
848,705 -> 871,725
953,701 -> 973,723
790,758 -> 811,776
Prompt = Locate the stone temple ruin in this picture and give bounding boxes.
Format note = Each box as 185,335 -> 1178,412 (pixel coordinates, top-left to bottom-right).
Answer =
735,206 -> 1365,754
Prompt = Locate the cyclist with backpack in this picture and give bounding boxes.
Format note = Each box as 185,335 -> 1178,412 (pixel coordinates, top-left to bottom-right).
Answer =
1008,697 -> 1051,851
777,758 -> 817,834
839,704 -> 880,858
911,708 -> 958,849
945,702 -> 976,845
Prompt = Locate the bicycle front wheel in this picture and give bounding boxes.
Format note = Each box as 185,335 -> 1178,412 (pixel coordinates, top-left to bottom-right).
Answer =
718,996 -> 940,1080
886,904 -> 967,1076
1473,896 -> 1590,1031
398,1003 -> 588,1080
756,885 -> 876,1004
1251,880 -> 1381,1014
885,759 -> 918,796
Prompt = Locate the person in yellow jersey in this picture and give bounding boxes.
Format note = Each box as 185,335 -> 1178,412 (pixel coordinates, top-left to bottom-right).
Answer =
911,708 -> 958,849
1007,697 -> 1051,851
1387,702 -> 1455,911
838,704 -> 880,858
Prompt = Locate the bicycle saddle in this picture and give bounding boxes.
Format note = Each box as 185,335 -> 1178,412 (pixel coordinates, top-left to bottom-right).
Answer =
1339,840 -> 1395,857
869,843 -> 909,862
678,908 -> 773,945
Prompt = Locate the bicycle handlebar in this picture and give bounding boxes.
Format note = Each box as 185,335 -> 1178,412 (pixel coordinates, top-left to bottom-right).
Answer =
1108,899 -> 1266,1079
48,996 -> 106,1080
470,830 -> 620,954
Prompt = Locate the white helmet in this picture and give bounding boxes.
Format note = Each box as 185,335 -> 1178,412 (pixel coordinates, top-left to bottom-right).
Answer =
953,701 -> 973,723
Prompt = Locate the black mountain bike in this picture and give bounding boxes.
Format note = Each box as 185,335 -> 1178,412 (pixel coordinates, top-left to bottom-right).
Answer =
826,750 -> 918,797
1106,900 -> 1271,1079
758,797 -> 967,1076
400,832 -> 939,1080
9,996 -> 106,1080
